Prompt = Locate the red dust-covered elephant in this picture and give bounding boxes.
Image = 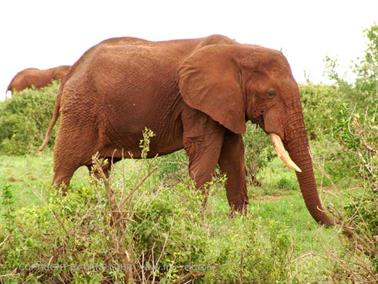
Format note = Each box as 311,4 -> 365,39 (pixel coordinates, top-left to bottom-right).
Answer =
40,35 -> 334,226
7,65 -> 70,93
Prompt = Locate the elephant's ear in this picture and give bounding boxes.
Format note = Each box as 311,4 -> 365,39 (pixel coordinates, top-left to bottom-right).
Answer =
178,45 -> 246,134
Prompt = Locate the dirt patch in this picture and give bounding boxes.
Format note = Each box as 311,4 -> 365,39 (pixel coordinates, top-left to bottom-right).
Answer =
27,175 -> 38,180
254,195 -> 283,201
8,176 -> 20,182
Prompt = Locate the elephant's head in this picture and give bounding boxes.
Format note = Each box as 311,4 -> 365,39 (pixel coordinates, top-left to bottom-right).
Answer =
178,44 -> 334,226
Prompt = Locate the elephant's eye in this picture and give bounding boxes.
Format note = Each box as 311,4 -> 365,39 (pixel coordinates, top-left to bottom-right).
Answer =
267,89 -> 276,98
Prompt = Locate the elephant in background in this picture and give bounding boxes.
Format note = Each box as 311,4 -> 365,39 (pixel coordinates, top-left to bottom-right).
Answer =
40,35 -> 334,226
7,65 -> 71,93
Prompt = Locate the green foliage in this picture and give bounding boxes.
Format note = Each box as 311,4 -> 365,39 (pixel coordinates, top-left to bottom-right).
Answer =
140,127 -> 156,158
255,158 -> 298,195
276,177 -> 297,191
344,189 -> 378,237
300,83 -> 341,140
243,122 -> 274,186
300,26 -> 377,186
203,218 -> 291,283
0,185 -> 111,282
323,24 -> 378,279
1,184 -> 16,233
130,182 -> 207,281
326,25 -> 377,187
0,82 -> 58,155
155,150 -> 187,184
0,166 -> 292,283
354,24 -> 378,109
0,149 -> 358,283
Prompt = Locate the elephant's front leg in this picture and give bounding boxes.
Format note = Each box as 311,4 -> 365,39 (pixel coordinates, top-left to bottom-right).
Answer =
182,107 -> 225,189
218,132 -> 249,213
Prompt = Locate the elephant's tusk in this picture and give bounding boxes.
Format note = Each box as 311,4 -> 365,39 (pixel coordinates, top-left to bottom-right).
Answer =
270,133 -> 302,173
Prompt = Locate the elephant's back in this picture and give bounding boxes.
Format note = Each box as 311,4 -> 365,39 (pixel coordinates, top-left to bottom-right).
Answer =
10,68 -> 39,83
10,68 -> 50,91
64,38 -> 199,104
62,34 -> 234,96
60,35 -> 236,123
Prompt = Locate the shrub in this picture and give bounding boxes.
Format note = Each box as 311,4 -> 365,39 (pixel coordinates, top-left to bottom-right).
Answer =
0,82 -> 58,155
277,177 -> 297,191
203,218 -> 291,283
300,83 -> 342,140
325,24 -> 378,280
353,24 -> 378,112
155,150 -> 188,185
243,122 -> 274,186
0,155 -> 293,283
325,24 -> 377,190
130,182 -> 208,282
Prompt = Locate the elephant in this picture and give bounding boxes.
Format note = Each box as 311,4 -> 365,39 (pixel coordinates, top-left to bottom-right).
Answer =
40,35 -> 334,226
6,65 -> 71,93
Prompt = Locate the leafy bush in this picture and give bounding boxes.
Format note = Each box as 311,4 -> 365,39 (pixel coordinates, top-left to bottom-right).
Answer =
243,122 -> 274,186
324,24 -> 378,280
276,177 -> 297,191
203,218 -> 291,283
299,26 -> 377,186
300,83 -> 342,140
130,181 -> 207,281
155,150 -> 188,185
353,24 -> 378,112
327,25 -> 377,190
0,82 -> 58,155
0,155 -> 292,283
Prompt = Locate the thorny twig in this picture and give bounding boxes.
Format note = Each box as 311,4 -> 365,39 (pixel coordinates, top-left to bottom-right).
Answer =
92,155 -> 134,283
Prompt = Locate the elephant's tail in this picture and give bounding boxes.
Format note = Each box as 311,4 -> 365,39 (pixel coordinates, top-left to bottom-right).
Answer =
37,91 -> 61,153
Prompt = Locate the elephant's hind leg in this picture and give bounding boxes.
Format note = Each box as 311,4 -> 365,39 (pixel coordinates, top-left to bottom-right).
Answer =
218,132 -> 249,213
53,141 -> 82,188
53,164 -> 79,191
52,121 -> 98,189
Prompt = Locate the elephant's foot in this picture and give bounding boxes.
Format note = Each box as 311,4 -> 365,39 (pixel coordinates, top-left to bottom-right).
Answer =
228,201 -> 249,217
52,179 -> 69,195
53,165 -> 78,191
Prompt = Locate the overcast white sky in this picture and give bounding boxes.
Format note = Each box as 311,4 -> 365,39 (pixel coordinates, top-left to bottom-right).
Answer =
0,0 -> 377,100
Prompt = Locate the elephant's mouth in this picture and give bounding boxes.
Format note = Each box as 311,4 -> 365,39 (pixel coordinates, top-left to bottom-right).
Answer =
251,116 -> 301,173
251,115 -> 264,128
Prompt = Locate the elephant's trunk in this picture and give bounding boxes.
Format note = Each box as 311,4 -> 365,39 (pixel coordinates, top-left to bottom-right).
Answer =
284,104 -> 334,226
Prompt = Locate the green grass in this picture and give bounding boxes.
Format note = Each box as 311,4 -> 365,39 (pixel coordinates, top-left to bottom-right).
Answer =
206,169 -> 344,281
0,151 -> 91,213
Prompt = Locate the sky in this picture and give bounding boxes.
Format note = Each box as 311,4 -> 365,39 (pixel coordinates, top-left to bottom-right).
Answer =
0,0 -> 377,100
